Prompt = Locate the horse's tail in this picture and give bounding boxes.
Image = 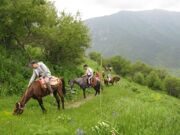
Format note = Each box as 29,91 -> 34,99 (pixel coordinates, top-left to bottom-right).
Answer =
61,78 -> 66,95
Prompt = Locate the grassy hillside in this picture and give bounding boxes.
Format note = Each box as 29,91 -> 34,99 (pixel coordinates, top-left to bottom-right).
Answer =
86,9 -> 180,69
0,79 -> 179,135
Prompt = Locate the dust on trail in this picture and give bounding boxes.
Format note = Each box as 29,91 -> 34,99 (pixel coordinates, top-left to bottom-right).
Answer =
66,95 -> 94,109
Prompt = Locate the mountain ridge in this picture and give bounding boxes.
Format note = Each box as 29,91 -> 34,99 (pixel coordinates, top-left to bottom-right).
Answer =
85,9 -> 180,69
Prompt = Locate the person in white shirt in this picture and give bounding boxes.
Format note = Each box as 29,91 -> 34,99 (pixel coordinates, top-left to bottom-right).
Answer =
28,60 -> 53,96
83,64 -> 93,86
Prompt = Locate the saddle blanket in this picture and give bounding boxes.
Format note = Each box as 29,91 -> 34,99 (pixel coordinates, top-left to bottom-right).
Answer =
38,76 -> 60,88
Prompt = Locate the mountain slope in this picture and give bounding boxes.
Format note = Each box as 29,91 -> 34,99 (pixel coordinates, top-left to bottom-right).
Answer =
86,10 -> 180,69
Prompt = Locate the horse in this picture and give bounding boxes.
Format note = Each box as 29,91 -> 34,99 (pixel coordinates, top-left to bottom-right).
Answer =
13,78 -> 66,115
104,76 -> 120,86
68,76 -> 101,98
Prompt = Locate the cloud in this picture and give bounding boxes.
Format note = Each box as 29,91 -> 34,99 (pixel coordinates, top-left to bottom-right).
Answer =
53,0 -> 180,19
53,0 -> 119,19
95,0 -> 180,10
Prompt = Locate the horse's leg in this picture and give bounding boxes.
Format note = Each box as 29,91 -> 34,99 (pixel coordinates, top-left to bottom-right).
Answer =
94,88 -> 98,96
37,98 -> 46,113
57,86 -> 64,109
100,82 -> 103,91
83,89 -> 86,98
54,92 -> 60,110
96,83 -> 101,95
98,88 -> 100,94
60,96 -> 64,109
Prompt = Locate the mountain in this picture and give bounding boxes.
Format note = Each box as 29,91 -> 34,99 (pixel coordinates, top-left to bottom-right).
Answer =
85,9 -> 180,69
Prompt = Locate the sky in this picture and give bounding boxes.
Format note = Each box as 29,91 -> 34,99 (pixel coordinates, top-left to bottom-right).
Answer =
53,0 -> 180,20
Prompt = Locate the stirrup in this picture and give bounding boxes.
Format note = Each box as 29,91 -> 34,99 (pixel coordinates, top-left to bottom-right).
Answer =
50,93 -> 53,97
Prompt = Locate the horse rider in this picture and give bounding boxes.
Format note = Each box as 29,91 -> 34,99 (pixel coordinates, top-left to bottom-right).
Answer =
107,66 -> 113,81
83,64 -> 93,86
28,60 -> 54,96
94,71 -> 100,81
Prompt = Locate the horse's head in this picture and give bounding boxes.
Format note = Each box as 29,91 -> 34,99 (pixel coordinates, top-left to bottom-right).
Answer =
68,80 -> 75,90
13,102 -> 24,115
114,76 -> 120,81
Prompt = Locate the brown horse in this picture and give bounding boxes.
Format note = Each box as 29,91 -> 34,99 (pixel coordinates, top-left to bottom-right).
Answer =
104,76 -> 120,86
13,78 -> 66,115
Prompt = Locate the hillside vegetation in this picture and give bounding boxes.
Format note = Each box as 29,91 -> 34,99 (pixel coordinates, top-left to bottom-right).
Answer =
0,79 -> 180,135
89,52 -> 180,98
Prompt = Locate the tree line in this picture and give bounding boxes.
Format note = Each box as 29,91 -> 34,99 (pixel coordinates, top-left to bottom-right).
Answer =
89,52 -> 180,98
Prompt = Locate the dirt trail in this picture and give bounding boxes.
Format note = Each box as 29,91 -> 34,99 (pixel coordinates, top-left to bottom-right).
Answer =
66,95 -> 94,109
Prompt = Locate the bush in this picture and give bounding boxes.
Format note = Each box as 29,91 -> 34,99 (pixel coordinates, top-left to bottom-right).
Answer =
107,56 -> 131,76
89,51 -> 101,64
130,61 -> 152,76
164,77 -> 180,97
145,71 -> 162,90
133,72 -> 145,85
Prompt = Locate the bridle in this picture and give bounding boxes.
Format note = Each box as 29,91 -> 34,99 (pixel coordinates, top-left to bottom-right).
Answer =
18,102 -> 24,111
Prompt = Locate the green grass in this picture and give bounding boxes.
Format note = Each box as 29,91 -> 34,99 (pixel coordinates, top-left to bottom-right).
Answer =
0,79 -> 180,135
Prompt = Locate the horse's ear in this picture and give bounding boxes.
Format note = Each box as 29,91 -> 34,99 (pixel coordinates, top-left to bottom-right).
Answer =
16,102 -> 19,108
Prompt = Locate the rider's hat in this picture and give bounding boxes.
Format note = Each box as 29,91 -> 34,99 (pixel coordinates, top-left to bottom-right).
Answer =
30,60 -> 38,65
83,64 -> 88,68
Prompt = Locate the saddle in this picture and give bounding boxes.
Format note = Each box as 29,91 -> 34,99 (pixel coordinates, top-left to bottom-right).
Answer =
37,76 -> 60,88
91,76 -> 98,87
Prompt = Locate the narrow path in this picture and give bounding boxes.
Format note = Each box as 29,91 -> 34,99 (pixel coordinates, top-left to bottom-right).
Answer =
65,95 -> 94,109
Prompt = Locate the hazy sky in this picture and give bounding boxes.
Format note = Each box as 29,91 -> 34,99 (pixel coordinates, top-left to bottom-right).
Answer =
53,0 -> 180,19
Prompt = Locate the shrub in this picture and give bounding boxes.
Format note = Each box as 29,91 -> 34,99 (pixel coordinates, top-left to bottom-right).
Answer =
164,77 -> 180,97
133,72 -> 145,85
107,56 -> 131,76
145,71 -> 162,90
89,51 -> 101,64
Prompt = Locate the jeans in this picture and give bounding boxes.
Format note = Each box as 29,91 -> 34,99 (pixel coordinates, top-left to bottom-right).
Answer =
44,77 -> 53,93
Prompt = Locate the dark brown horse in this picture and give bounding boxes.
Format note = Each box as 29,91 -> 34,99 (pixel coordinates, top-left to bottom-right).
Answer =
104,76 -> 120,86
13,78 -> 66,115
69,76 -> 101,98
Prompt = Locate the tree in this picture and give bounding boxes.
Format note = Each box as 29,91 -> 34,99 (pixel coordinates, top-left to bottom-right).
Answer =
133,72 -> 145,85
145,71 -> 162,90
108,56 -> 131,76
41,12 -> 91,65
0,0 -> 53,51
89,52 -> 101,64
0,0 -> 91,65
164,77 -> 180,97
130,61 -> 152,77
